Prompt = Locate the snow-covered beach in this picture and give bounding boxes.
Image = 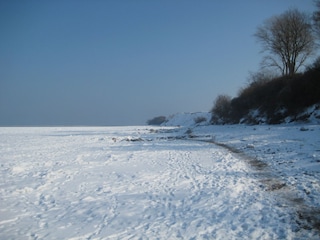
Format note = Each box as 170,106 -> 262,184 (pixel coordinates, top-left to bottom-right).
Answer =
1,124 -> 319,239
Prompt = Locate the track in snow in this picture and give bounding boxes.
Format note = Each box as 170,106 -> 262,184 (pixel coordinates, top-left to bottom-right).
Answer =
0,127 -> 318,239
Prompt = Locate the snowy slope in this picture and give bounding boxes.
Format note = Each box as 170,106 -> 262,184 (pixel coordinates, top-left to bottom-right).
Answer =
0,126 -> 320,239
161,112 -> 211,126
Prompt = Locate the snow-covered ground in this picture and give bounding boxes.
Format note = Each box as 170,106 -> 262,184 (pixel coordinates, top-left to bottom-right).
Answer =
0,125 -> 319,239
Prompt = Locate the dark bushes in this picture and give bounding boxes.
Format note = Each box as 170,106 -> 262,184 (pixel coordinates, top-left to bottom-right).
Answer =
211,95 -> 232,124
211,59 -> 320,124
147,116 -> 166,125
194,116 -> 207,124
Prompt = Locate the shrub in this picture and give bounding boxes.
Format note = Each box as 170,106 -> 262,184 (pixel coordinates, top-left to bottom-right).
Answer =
210,66 -> 320,124
194,116 -> 207,124
210,95 -> 232,124
147,116 -> 166,125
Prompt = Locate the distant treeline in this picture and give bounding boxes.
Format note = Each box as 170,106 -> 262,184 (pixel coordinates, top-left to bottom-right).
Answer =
146,116 -> 166,125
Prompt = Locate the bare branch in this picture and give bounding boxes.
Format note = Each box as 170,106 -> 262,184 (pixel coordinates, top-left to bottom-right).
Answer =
255,9 -> 315,76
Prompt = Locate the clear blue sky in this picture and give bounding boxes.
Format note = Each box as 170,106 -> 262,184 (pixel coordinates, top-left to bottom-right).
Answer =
0,0 -> 316,126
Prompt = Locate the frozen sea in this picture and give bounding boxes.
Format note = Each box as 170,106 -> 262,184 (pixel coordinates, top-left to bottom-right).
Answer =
1,125 -> 319,239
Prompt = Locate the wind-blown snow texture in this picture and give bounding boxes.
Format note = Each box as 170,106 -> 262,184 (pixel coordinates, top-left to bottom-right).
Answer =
1,124 -> 319,239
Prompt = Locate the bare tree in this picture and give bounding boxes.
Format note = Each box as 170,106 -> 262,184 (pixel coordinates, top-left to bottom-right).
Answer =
313,0 -> 320,40
255,9 -> 315,76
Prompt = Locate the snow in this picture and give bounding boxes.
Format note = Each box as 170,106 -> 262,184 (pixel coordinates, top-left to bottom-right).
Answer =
162,112 -> 211,126
1,125 -> 320,239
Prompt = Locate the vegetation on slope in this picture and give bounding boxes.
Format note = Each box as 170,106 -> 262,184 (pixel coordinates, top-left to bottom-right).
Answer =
211,5 -> 320,125
211,60 -> 320,124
